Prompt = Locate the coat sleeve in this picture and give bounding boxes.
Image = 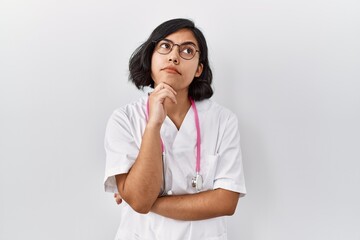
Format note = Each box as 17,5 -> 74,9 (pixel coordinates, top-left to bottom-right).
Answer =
103,108 -> 139,193
213,112 -> 247,197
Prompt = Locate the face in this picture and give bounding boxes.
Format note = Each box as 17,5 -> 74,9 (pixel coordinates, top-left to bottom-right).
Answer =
151,28 -> 203,93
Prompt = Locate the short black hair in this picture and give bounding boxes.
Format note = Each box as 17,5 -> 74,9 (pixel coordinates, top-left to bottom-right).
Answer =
128,18 -> 213,101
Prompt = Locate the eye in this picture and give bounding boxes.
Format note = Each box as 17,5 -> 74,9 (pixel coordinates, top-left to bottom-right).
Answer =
159,42 -> 171,49
181,46 -> 195,55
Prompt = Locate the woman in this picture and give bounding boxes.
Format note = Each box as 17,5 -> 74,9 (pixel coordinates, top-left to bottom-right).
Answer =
104,18 -> 246,240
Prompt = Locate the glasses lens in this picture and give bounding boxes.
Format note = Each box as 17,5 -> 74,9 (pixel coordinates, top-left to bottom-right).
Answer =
179,44 -> 197,60
156,41 -> 172,54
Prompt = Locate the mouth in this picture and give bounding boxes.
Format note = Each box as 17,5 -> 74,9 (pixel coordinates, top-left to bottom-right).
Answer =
162,67 -> 181,75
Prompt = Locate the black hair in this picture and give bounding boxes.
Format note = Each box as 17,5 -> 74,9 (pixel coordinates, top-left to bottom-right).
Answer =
128,18 -> 213,101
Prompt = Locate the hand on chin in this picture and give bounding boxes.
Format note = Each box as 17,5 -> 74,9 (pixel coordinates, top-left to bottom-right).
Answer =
163,96 -> 176,106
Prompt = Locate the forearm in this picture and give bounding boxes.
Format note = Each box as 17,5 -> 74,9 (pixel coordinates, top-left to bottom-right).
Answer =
116,123 -> 163,213
151,189 -> 240,221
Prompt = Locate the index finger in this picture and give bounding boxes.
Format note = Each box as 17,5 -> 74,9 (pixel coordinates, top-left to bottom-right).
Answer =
154,83 -> 177,95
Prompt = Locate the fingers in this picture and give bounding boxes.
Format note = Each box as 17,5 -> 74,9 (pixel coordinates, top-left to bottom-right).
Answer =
151,83 -> 177,104
146,82 -> 177,125
159,89 -> 177,104
114,193 -> 123,205
153,83 -> 177,96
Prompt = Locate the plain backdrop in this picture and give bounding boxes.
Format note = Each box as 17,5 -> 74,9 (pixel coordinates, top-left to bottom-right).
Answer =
1,0 -> 359,239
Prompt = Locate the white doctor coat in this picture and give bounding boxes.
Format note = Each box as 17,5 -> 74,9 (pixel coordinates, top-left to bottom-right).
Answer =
104,96 -> 246,240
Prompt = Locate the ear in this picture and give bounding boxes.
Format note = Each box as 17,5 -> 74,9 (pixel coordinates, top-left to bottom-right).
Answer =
195,63 -> 203,77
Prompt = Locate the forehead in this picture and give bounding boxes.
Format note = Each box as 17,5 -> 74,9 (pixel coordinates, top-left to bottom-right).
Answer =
164,29 -> 199,46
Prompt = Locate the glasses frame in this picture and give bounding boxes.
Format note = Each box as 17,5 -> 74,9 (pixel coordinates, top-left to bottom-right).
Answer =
154,39 -> 200,60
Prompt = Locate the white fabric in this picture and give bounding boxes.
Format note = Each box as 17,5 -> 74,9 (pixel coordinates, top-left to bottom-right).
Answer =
104,96 -> 246,240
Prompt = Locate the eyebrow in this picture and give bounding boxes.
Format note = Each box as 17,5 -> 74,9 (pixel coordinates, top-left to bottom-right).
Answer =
161,38 -> 197,47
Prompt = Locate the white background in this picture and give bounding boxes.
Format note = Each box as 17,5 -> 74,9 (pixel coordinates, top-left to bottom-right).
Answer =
1,0 -> 359,239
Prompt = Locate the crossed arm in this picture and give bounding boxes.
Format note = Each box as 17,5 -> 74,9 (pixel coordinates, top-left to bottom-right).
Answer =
114,128 -> 239,220
115,177 -> 239,221
114,122 -> 240,221
150,189 -> 239,221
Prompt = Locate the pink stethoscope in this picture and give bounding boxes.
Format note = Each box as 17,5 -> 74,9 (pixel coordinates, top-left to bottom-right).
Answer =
146,97 -> 203,193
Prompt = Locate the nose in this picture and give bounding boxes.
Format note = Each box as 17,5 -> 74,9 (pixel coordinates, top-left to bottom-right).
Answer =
168,45 -> 180,64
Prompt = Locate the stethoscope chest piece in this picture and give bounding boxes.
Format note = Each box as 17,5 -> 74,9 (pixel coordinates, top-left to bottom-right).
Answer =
191,173 -> 203,192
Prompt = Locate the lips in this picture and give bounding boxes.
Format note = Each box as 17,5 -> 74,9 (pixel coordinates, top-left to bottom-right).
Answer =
162,66 -> 181,75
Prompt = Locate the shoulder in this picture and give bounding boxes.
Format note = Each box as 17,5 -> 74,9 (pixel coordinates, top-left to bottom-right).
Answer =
196,99 -> 238,122
110,96 -> 147,123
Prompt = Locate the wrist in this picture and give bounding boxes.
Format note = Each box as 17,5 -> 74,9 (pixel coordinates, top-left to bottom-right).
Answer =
146,121 -> 162,131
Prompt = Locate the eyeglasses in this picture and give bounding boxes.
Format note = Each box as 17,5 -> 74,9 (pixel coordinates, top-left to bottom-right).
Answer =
154,39 -> 200,60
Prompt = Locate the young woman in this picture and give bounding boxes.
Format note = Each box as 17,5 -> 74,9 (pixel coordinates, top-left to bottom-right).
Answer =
104,18 -> 246,240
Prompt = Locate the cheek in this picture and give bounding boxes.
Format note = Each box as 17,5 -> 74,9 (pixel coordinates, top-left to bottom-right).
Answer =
187,64 -> 201,78
150,55 -> 156,74
150,54 -> 161,81
151,54 -> 161,69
